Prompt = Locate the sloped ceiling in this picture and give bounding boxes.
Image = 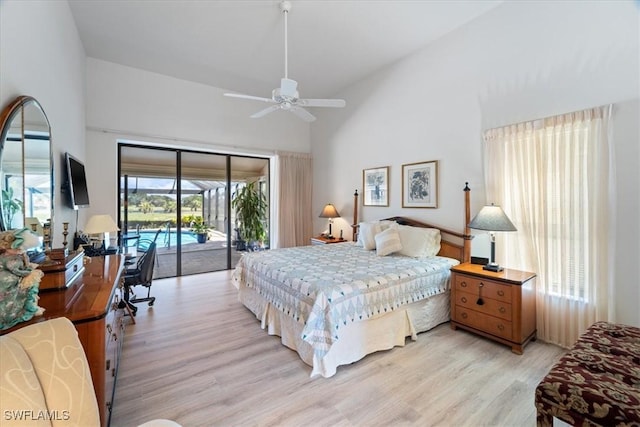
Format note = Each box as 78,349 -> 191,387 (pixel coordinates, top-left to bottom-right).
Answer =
69,0 -> 502,100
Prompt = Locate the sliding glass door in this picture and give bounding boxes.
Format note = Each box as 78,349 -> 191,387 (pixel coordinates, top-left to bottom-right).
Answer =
118,143 -> 269,278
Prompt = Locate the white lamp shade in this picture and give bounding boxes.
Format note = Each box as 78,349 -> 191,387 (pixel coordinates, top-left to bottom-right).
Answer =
319,204 -> 340,218
25,217 -> 43,235
468,204 -> 517,232
84,214 -> 120,235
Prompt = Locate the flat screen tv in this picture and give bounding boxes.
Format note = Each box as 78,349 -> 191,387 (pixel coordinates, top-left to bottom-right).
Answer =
65,152 -> 90,209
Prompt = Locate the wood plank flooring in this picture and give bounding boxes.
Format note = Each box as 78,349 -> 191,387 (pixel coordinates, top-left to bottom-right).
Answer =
111,271 -> 565,427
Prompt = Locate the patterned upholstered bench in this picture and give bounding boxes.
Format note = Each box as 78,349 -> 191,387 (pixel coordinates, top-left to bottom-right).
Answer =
535,321 -> 640,426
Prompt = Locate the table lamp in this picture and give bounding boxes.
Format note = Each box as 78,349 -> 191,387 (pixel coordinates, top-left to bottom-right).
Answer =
25,217 -> 43,235
319,204 -> 340,239
468,204 -> 517,272
84,214 -> 120,250
24,217 -> 43,247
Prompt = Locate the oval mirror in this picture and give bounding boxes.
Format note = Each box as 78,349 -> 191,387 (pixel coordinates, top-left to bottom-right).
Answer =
0,96 -> 53,238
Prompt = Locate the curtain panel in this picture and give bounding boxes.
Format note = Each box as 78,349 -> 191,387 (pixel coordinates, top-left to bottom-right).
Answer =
483,105 -> 614,348
275,151 -> 313,248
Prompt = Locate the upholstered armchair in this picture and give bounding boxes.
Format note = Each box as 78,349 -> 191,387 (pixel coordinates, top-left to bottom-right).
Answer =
0,317 -> 180,427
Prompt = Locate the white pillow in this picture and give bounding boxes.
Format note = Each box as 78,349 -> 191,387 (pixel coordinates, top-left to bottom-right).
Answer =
394,224 -> 441,257
375,227 -> 403,256
357,221 -> 381,250
356,220 -> 395,248
378,220 -> 395,231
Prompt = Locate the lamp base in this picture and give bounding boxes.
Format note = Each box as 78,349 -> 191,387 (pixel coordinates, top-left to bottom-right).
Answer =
483,263 -> 503,272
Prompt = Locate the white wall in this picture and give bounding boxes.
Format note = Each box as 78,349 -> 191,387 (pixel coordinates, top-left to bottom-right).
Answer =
84,58 -> 310,219
0,0 -> 86,245
311,1 -> 639,326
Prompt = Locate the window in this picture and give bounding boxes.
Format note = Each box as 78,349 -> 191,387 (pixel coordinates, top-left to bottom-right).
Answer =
483,105 -> 613,347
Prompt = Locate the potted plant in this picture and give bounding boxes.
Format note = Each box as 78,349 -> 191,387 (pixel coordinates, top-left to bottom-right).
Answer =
231,182 -> 267,251
1,187 -> 23,228
190,218 -> 210,244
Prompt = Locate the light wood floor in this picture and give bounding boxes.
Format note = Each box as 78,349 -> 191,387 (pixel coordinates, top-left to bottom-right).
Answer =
111,271 -> 565,427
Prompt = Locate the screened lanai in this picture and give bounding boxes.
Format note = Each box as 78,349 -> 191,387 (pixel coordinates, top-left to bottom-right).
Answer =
118,144 -> 270,278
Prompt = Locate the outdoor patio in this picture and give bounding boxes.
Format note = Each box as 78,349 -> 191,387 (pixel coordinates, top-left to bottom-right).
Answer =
145,230 -> 244,278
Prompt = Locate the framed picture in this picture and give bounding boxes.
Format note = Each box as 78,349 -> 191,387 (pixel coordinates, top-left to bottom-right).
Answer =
402,160 -> 438,208
362,166 -> 389,206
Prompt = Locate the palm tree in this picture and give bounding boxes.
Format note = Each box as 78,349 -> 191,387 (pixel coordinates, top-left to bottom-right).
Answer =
140,200 -> 154,214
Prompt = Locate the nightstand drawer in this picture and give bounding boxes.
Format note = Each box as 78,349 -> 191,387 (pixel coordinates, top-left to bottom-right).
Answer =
454,290 -> 512,321
454,306 -> 513,341
450,263 -> 537,354
454,275 -> 512,303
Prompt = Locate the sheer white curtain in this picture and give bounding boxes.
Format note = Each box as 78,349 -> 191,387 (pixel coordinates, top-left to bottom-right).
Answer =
272,151 -> 312,248
484,105 -> 614,347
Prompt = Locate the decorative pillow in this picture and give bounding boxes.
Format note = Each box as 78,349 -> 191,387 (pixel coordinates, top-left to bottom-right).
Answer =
395,224 -> 441,257
375,227 -> 403,256
378,220 -> 395,231
357,221 -> 382,250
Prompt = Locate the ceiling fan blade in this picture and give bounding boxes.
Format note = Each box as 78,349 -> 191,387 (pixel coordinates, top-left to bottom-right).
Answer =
298,98 -> 346,108
250,104 -> 281,119
290,106 -> 316,122
224,93 -> 275,103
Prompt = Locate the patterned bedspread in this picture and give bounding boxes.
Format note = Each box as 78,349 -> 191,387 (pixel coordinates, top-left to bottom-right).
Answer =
233,242 -> 457,359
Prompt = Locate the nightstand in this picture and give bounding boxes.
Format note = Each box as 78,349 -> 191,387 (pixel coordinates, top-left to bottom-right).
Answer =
450,263 -> 536,354
311,235 -> 346,245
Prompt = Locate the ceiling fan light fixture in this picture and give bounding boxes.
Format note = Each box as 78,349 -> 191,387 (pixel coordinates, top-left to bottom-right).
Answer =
280,78 -> 298,97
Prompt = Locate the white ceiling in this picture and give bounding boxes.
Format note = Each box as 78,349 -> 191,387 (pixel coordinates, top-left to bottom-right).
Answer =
69,0 -> 502,100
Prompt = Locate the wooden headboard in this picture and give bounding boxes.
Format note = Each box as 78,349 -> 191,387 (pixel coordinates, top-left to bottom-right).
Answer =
351,183 -> 472,264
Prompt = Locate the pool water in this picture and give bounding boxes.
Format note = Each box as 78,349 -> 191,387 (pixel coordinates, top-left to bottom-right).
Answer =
136,229 -> 198,250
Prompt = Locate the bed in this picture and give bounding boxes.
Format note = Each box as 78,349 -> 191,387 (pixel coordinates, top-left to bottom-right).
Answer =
232,185 -> 472,378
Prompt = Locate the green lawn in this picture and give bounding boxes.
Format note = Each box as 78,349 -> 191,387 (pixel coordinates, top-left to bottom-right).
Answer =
125,208 -> 202,229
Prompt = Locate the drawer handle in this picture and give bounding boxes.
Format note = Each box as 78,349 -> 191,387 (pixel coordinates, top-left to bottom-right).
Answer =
497,324 -> 505,331
499,307 -> 506,313
461,296 -> 467,304
479,282 -> 484,288
497,290 -> 505,297
106,324 -> 112,334
113,333 -> 118,341
73,264 -> 78,272
461,312 -> 468,319
460,281 -> 467,288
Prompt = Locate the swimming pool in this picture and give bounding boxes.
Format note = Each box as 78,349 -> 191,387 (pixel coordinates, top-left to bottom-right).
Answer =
135,229 -> 198,250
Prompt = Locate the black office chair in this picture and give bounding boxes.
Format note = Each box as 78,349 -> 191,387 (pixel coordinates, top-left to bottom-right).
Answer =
123,241 -> 157,315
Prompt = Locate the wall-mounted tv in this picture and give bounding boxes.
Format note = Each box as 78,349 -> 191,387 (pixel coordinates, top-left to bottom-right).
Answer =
64,152 -> 90,209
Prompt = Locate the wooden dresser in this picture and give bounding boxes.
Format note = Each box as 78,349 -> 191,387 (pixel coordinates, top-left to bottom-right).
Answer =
1,254 -> 125,426
450,263 -> 536,354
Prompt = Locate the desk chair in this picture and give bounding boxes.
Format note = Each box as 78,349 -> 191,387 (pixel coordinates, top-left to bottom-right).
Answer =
123,242 -> 157,315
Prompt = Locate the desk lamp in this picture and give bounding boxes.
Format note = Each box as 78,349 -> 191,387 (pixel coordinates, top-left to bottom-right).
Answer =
25,217 -> 43,246
84,214 -> 120,251
319,204 -> 340,239
468,204 -> 516,272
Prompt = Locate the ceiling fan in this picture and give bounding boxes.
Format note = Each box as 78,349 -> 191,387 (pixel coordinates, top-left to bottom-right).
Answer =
224,1 -> 346,122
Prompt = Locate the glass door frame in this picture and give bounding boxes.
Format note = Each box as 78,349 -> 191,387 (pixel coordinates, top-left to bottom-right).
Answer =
117,142 -> 270,277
